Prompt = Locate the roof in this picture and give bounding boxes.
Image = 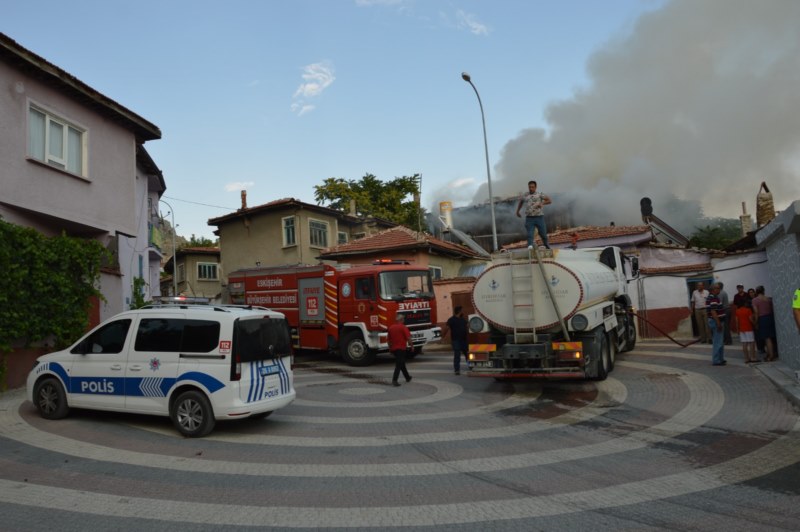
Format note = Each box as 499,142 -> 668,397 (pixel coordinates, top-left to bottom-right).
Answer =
207,197 -> 397,228
504,225 -> 653,250
177,247 -> 220,256
319,226 -> 485,260
0,33 -> 161,142
639,263 -> 712,275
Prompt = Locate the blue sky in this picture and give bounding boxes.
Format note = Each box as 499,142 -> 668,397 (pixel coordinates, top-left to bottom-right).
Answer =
5,0 -> 799,239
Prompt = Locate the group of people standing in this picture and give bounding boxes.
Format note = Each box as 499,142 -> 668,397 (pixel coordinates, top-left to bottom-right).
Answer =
691,281 -> 777,366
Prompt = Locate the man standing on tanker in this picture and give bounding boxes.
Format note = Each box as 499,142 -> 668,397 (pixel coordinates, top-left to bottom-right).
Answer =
516,180 -> 552,249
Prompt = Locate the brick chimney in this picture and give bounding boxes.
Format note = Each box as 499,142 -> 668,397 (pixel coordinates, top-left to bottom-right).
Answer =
241,190 -> 247,210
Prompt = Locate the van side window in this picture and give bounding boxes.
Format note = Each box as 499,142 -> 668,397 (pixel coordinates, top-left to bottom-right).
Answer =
135,319 -> 183,352
71,319 -> 132,354
182,320 -> 221,352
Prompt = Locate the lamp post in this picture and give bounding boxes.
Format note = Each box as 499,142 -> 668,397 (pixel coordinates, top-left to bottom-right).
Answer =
159,198 -> 178,296
461,71 -> 498,252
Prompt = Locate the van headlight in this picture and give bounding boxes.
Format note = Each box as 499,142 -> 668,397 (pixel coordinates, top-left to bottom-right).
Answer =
571,314 -> 589,331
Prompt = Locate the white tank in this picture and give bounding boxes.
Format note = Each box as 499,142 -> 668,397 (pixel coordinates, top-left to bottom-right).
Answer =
471,249 -> 620,332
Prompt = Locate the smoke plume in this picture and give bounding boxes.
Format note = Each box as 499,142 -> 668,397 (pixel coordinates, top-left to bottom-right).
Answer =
446,0 -> 800,236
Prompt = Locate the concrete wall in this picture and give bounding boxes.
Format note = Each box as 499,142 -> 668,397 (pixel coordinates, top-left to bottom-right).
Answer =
756,201 -> 800,371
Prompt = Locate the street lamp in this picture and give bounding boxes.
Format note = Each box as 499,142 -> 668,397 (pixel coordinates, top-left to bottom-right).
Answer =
461,71 -> 498,252
159,198 -> 178,296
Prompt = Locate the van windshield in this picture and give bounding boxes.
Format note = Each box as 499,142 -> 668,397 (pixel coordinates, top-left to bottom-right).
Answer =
379,270 -> 434,301
234,317 -> 292,362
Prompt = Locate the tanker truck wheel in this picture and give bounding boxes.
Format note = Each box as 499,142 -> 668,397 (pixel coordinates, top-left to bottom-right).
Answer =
620,313 -> 637,352
591,330 -> 610,381
340,332 -> 376,366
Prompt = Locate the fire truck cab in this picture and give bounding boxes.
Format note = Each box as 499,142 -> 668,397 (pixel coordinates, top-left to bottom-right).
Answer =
227,260 -> 441,366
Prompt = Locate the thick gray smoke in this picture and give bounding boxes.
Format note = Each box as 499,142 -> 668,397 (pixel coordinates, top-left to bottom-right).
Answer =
448,0 -> 800,236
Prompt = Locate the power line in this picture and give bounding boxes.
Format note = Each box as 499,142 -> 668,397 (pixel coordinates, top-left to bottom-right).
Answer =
162,195 -> 237,211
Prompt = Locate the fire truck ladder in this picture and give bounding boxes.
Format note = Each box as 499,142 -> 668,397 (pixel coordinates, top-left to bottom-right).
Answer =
510,247 -> 570,344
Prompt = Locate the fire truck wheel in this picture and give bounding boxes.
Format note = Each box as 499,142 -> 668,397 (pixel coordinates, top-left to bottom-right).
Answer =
340,332 -> 375,366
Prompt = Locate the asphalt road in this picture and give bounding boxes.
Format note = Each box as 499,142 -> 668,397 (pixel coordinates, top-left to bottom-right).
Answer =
1,340 -> 799,531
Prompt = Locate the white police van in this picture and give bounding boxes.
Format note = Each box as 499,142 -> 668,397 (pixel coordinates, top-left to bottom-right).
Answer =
26,299 -> 295,437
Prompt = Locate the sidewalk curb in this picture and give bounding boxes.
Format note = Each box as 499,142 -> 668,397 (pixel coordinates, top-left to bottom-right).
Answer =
753,361 -> 800,410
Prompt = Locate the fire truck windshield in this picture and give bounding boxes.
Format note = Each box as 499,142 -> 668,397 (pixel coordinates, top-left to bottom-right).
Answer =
379,270 -> 434,301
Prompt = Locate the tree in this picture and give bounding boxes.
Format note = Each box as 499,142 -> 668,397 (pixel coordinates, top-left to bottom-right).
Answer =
314,173 -> 424,229
185,235 -> 217,248
688,218 -> 742,250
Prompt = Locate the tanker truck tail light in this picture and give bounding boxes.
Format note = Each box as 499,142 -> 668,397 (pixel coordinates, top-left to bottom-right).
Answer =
468,344 -> 496,362
553,341 -> 583,361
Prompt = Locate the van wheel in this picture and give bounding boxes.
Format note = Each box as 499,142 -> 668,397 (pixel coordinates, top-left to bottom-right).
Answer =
34,377 -> 69,420
340,332 -> 375,366
171,390 -> 215,437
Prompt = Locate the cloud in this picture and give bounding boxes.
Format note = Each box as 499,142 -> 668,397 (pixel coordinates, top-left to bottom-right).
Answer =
456,10 -> 489,36
292,61 -> 335,115
225,182 -> 255,192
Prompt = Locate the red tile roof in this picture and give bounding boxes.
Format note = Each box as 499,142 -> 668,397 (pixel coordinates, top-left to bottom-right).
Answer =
319,226 -> 484,259
504,225 -> 652,249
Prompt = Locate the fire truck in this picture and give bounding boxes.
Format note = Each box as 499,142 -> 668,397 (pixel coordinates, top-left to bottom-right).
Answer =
227,261 -> 441,366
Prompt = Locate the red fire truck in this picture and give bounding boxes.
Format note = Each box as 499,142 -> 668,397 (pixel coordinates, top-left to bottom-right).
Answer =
227,260 -> 441,366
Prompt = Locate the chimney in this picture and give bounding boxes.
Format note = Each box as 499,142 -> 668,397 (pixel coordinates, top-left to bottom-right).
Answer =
241,190 -> 247,210
439,201 -> 453,232
739,201 -> 753,236
349,199 -> 356,216
756,182 -> 775,227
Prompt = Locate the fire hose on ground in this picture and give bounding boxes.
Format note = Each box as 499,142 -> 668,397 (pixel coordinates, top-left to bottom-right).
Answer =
628,309 -> 704,349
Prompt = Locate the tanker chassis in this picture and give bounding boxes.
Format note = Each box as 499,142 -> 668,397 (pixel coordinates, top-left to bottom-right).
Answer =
467,246 -> 638,380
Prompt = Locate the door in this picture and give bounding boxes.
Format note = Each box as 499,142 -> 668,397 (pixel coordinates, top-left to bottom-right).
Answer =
124,314 -> 184,413
67,319 -> 132,410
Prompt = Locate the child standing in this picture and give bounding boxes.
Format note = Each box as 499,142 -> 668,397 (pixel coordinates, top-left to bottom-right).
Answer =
735,301 -> 757,363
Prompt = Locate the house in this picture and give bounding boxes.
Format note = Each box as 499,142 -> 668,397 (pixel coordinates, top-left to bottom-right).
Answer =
162,247 -> 222,302
208,193 -> 397,277
0,33 -> 163,323
318,225 -> 489,320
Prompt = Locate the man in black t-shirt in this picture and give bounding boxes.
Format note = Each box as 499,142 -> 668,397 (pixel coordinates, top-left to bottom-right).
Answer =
442,306 -> 469,375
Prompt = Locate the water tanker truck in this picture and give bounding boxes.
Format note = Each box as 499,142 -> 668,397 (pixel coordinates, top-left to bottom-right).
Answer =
467,246 -> 638,380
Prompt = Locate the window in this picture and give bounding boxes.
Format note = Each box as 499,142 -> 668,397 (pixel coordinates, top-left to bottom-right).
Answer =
28,106 -> 85,176
337,231 -> 348,245
198,262 -> 218,280
72,319 -> 132,355
134,318 -> 220,353
429,266 -> 443,280
356,277 -> 375,300
282,216 -> 296,247
309,219 -> 329,248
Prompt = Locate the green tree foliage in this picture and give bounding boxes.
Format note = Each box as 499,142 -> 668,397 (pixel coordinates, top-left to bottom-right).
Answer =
314,173 -> 424,229
689,218 -> 742,250
0,219 -> 108,352
185,235 -> 217,248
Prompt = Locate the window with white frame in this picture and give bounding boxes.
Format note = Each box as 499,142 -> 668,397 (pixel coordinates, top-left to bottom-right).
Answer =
429,266 -> 443,280
309,219 -> 329,248
338,231 -> 348,245
197,262 -> 219,280
28,106 -> 86,176
282,216 -> 296,247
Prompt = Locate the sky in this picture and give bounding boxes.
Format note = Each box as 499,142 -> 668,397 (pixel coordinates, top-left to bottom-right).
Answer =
4,0 -> 800,240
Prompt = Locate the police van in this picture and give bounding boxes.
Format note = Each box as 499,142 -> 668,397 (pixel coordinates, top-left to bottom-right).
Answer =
26,299 -> 295,437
